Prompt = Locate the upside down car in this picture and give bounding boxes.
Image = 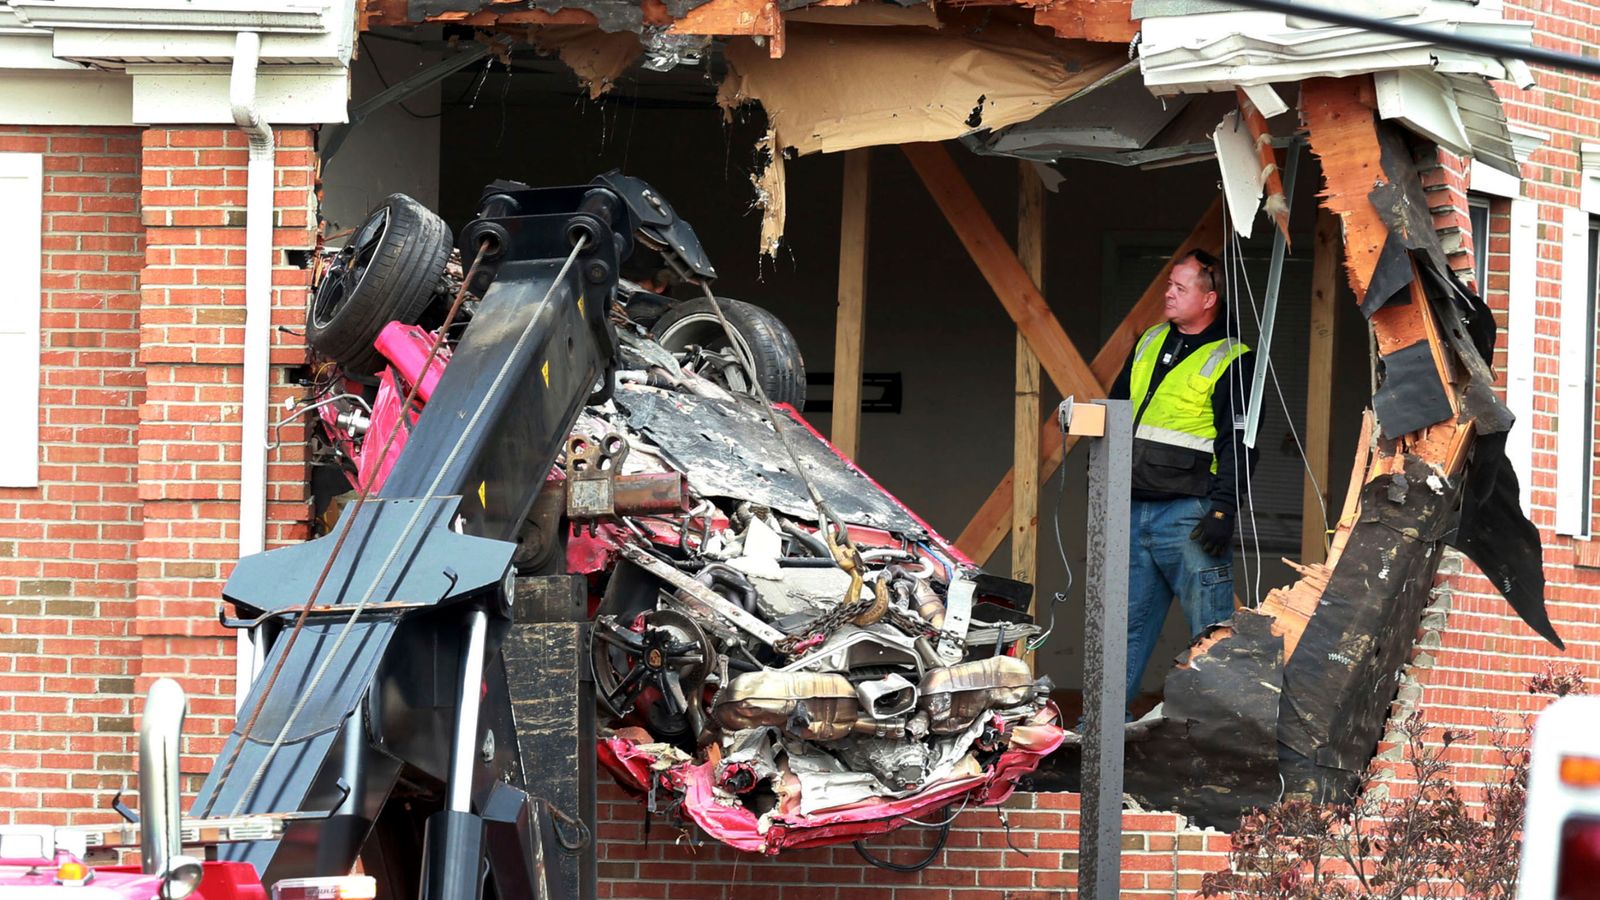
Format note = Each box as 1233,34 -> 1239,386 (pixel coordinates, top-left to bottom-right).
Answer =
301,174 -> 1064,857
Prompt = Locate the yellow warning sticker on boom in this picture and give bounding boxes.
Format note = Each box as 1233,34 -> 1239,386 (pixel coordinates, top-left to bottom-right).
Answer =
478,481 -> 487,508
541,360 -> 550,388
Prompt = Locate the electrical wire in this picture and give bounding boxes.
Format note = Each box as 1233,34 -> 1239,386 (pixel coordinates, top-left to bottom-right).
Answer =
1229,229 -> 1332,535
1228,222 -> 1333,560
358,37 -> 445,120
1228,226 -> 1265,603
852,819 -> 952,872
1028,414 -> 1075,652
1219,202 -> 1260,605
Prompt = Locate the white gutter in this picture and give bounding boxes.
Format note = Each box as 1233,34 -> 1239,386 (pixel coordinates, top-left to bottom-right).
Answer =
230,31 -> 273,709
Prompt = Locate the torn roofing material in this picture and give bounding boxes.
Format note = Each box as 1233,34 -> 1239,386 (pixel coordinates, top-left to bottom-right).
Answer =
716,21 -> 1126,157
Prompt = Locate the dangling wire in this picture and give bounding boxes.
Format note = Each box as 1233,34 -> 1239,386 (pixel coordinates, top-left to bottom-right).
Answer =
1228,225 -> 1333,570
1219,204 -> 1258,605
1028,411 -> 1075,653
1228,226 -> 1266,603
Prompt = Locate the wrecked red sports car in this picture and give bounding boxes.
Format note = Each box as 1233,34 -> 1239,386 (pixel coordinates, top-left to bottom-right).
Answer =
301,176 -> 1064,856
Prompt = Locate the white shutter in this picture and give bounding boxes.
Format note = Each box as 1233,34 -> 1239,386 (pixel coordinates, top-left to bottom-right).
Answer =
0,153 -> 43,488
1505,198 -> 1537,517
1555,206 -> 1593,537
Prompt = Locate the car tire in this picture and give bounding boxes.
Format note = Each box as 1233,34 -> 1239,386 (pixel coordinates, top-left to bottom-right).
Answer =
653,297 -> 807,410
308,193 -> 452,373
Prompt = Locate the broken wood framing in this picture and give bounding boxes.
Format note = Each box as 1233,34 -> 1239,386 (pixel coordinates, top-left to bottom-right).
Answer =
831,149 -> 870,458
902,141 -> 1102,406
1301,207 -> 1340,565
954,197 -> 1226,562
1237,87 -> 1291,246
1015,161 -> 1044,668
363,0 -> 1139,55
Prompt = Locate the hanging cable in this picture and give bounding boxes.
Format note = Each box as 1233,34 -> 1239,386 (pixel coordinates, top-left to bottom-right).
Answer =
1230,227 -> 1266,603
1029,411 -> 1074,652
1219,203 -> 1257,604
853,821 -> 951,873
1229,225 -> 1333,563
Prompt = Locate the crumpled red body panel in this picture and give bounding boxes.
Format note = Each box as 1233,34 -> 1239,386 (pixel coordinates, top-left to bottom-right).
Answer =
599,714 -> 1065,855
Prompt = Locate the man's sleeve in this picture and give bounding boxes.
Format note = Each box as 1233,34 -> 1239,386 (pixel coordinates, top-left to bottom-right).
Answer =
1207,350 -> 1260,513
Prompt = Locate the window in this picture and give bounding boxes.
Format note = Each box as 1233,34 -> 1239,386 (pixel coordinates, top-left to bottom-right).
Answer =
0,152 -> 43,488
1469,195 -> 1491,295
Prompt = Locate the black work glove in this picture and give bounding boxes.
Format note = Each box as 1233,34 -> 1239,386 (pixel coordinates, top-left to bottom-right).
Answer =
1190,506 -> 1235,556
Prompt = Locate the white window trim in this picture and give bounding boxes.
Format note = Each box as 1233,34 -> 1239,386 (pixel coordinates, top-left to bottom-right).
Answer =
1555,206 -> 1594,537
1582,143 -> 1600,216
1470,158 -> 1521,199
0,151 -> 42,488
1505,199 -> 1537,517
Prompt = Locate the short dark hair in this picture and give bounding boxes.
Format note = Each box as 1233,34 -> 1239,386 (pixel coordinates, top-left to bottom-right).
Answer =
1180,249 -> 1224,303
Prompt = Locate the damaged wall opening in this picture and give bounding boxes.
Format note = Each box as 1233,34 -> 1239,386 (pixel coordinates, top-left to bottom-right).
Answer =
309,16 -> 1565,849
324,33 -> 1372,736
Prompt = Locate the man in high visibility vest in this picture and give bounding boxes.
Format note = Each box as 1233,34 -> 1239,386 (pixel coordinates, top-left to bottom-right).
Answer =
1109,248 -> 1258,714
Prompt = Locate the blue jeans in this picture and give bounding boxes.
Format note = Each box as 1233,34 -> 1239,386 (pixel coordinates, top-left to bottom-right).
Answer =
1125,496 -> 1235,704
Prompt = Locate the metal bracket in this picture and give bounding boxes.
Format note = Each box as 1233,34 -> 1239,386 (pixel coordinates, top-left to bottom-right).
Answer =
565,432 -> 627,519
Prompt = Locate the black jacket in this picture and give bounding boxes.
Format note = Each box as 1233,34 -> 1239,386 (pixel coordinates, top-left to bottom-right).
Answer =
1109,313 -> 1259,514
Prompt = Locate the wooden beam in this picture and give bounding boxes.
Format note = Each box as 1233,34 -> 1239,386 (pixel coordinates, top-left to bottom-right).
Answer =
1015,162 -> 1044,669
831,150 -> 870,458
1029,0 -> 1138,43
902,142 -> 1103,405
1300,207 -> 1339,565
954,196 -> 1226,562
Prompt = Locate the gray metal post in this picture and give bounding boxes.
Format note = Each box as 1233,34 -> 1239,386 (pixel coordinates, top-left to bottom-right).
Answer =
1080,399 -> 1131,900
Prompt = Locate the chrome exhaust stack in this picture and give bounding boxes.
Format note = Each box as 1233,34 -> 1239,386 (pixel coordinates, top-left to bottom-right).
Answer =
139,678 -> 187,877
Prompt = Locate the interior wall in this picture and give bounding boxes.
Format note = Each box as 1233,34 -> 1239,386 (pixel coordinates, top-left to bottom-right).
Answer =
319,30 -> 444,241
430,64 -> 1373,695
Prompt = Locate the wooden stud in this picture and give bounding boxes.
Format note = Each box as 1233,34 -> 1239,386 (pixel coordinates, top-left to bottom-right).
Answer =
831,149 -> 870,458
902,142 -> 1103,405
1015,162 -> 1044,667
1301,207 -> 1339,565
954,196 -> 1226,562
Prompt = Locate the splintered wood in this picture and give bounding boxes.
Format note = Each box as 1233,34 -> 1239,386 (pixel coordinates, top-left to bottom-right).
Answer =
1299,76 -> 1468,476
1236,87 -> 1290,247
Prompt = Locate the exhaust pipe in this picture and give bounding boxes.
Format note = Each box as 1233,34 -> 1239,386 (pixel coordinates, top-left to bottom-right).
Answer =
139,678 -> 188,876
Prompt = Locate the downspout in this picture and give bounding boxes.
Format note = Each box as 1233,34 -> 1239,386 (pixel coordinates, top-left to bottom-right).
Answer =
231,31 -> 274,709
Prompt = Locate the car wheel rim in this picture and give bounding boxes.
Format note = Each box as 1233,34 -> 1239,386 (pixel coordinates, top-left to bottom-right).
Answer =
311,207 -> 390,329
659,312 -> 758,398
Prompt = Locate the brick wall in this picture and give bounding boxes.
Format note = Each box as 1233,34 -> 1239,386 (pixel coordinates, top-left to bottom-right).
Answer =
2,5 -> 1597,893
0,125 -> 144,825
0,123 -> 316,827
135,127 -> 318,773
1404,0 -> 1600,781
595,783 -> 1230,899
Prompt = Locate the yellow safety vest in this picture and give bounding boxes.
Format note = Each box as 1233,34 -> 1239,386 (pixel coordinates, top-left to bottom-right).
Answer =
1128,323 -> 1249,483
